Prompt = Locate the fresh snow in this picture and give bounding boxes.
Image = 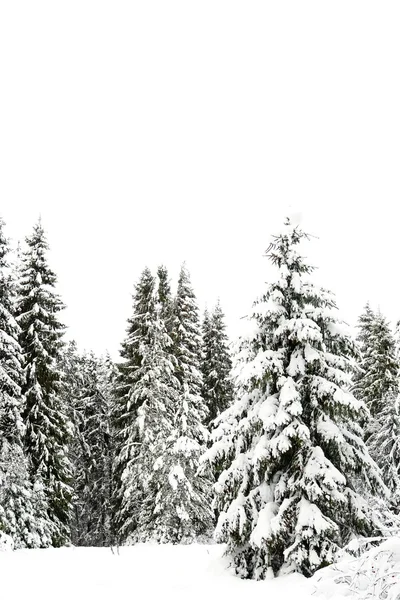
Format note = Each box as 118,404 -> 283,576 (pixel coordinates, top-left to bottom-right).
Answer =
2,536 -> 400,599
0,543 -> 327,600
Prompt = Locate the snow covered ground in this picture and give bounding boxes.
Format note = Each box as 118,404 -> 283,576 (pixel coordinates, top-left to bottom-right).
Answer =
3,540 -> 400,599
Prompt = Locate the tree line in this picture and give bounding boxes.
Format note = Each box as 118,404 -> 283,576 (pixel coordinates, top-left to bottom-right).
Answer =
1,215 -> 400,581
0,218 -> 232,548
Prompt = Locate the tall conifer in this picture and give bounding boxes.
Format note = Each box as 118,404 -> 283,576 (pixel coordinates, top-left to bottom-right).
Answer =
354,306 -> 398,420
201,301 -> 233,425
17,221 -> 72,546
168,264 -> 213,540
355,308 -> 400,502
119,296 -> 181,542
113,268 -> 157,540
0,218 -> 52,548
202,219 -> 386,578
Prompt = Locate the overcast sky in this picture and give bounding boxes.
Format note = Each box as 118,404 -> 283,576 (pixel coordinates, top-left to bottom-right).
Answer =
1,2 -> 399,357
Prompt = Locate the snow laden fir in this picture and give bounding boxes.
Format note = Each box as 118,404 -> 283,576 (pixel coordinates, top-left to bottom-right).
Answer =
201,219 -> 387,578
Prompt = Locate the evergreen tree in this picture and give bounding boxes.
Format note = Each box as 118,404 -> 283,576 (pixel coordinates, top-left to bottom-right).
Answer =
119,297 -> 182,542
17,221 -> 73,546
201,301 -> 233,426
354,307 -> 398,420
201,219 -> 386,579
368,391 -> 400,509
72,352 -> 115,546
0,218 -> 52,548
355,308 -> 400,500
166,264 -> 213,541
112,267 -> 157,540
58,340 -> 84,544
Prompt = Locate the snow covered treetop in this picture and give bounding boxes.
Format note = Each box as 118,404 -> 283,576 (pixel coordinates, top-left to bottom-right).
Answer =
266,217 -> 313,273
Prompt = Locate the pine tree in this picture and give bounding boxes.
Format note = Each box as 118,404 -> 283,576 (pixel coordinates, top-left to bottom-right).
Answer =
354,307 -> 398,420
201,301 -> 233,426
58,340 -> 84,544
0,218 -> 52,548
201,219 -> 386,579
368,390 -> 400,508
99,352 -> 118,544
118,297 -> 181,542
355,308 -> 400,501
112,267 -> 157,540
59,341 -> 117,546
17,221 -> 73,547
0,218 -> 25,450
73,352 -> 115,546
165,264 -> 213,541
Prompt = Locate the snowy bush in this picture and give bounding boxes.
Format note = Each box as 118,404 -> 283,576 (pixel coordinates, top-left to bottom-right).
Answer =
314,537 -> 400,599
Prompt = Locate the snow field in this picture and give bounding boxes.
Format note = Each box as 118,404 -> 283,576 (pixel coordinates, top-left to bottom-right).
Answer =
5,539 -> 400,599
2,543 -> 315,600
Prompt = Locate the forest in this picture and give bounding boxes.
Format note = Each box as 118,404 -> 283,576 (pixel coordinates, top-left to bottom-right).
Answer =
1,214 -> 399,588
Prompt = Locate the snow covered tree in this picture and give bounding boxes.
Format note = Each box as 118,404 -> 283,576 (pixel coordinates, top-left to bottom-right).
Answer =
367,391 -> 400,509
201,219 -> 386,579
17,221 -> 73,547
355,303 -> 375,352
353,306 -> 398,420
201,301 -> 233,426
162,264 -> 214,541
118,297 -> 182,542
116,264 -> 212,544
0,218 -> 52,548
0,443 -> 52,548
57,340 -> 84,544
72,352 -> 115,546
112,267 -> 157,539
59,341 -> 117,546
355,308 -> 400,502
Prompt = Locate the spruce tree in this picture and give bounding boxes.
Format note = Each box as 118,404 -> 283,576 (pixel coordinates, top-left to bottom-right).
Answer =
112,267 -> 157,540
355,308 -> 400,501
202,219 -> 386,579
201,301 -> 233,425
368,390 -> 400,508
118,296 -> 182,542
17,221 -> 73,546
354,307 -> 398,420
58,340 -> 84,544
71,352 -> 115,546
166,264 -> 213,541
0,218 -> 52,548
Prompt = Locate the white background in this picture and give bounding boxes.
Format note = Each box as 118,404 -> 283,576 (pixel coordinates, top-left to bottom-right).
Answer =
1,1 -> 399,356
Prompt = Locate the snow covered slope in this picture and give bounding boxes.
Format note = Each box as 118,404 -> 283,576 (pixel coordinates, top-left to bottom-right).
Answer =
2,543 -> 314,600
4,540 -> 400,599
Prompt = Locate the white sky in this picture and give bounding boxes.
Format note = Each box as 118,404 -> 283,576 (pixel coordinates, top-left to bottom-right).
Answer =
1,1 -> 399,358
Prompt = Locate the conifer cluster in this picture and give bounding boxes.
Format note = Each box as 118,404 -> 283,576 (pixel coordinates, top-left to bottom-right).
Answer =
0,218 -> 233,548
2,213 -> 400,584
